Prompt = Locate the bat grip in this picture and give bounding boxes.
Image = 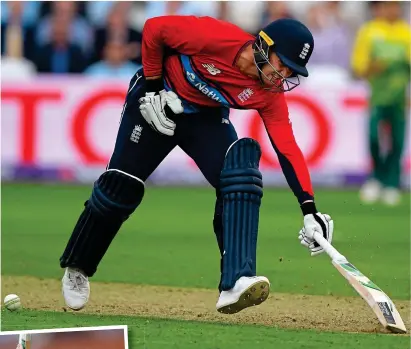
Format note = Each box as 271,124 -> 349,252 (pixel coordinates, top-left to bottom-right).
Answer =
313,231 -> 346,262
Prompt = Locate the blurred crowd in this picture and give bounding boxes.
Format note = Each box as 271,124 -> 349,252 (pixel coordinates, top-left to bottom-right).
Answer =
1,1 -> 410,79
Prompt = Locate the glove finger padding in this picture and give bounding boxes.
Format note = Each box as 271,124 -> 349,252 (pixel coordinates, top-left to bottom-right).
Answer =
138,91 -> 183,137
325,214 -> 334,244
138,96 -> 152,104
299,212 -> 334,257
139,104 -> 160,133
139,103 -> 175,136
140,91 -> 176,132
161,90 -> 184,114
309,237 -> 328,256
298,229 -> 310,247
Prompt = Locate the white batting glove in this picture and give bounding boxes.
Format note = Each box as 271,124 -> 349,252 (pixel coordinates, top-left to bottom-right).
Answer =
160,90 -> 184,115
298,212 -> 334,256
139,90 -> 183,136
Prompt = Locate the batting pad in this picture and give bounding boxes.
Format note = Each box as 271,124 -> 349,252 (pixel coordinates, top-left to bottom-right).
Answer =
219,138 -> 263,291
60,170 -> 144,276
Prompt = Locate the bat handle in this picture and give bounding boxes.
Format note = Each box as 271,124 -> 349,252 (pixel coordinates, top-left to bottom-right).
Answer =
313,231 -> 347,262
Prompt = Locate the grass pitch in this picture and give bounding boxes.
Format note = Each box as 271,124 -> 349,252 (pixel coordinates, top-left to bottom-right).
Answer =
3,309 -> 409,349
1,184 -> 410,348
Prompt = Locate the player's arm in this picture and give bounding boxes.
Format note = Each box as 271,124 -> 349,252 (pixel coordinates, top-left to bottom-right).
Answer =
142,15 -> 218,79
404,23 -> 411,80
259,97 -> 333,257
139,16 -> 218,135
259,96 -> 314,208
351,24 -> 384,79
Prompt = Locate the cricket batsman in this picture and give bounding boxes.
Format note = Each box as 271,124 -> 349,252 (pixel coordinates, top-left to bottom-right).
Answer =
59,15 -> 334,314
352,1 -> 410,206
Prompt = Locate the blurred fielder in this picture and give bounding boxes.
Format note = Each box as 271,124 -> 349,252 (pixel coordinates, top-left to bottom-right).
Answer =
352,1 -> 410,206
60,15 -> 334,314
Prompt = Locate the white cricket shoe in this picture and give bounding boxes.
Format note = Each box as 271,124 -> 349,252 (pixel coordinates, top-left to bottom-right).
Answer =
381,187 -> 401,206
216,276 -> 270,314
359,179 -> 382,204
62,267 -> 90,310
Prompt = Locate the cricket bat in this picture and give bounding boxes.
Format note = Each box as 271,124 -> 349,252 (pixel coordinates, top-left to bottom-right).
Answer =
17,333 -> 31,349
313,232 -> 407,334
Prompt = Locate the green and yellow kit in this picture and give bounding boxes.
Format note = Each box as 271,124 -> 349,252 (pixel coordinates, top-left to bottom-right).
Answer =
351,18 -> 410,188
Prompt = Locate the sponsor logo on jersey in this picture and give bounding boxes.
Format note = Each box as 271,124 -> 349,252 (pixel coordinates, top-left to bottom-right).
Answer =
187,72 -> 196,82
202,63 -> 221,75
238,88 -> 254,103
185,71 -> 222,102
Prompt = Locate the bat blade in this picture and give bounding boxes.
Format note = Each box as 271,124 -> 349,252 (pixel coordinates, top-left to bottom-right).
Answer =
313,232 -> 407,334
332,259 -> 407,334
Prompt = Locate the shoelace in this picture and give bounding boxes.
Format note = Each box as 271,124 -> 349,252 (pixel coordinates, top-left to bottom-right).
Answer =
69,272 -> 87,291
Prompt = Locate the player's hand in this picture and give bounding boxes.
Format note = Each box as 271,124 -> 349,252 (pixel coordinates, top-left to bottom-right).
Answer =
139,78 -> 184,136
298,202 -> 334,256
160,90 -> 184,115
139,90 -> 183,136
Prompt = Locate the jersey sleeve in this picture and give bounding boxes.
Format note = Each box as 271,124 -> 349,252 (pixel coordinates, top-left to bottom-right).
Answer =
351,24 -> 371,77
258,95 -> 314,204
142,15 -> 232,77
402,23 -> 411,63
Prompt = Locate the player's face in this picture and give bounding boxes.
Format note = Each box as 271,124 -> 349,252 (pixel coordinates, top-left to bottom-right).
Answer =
382,2 -> 401,21
266,52 -> 292,78
261,52 -> 293,88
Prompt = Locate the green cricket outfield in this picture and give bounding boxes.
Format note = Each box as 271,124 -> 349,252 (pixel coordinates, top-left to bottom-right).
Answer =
1,183 -> 410,348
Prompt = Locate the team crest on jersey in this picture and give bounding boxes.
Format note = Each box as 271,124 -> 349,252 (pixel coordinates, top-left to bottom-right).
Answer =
238,88 -> 254,103
202,63 -> 221,75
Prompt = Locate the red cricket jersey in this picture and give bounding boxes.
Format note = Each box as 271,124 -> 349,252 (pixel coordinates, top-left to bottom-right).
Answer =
142,15 -> 314,203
